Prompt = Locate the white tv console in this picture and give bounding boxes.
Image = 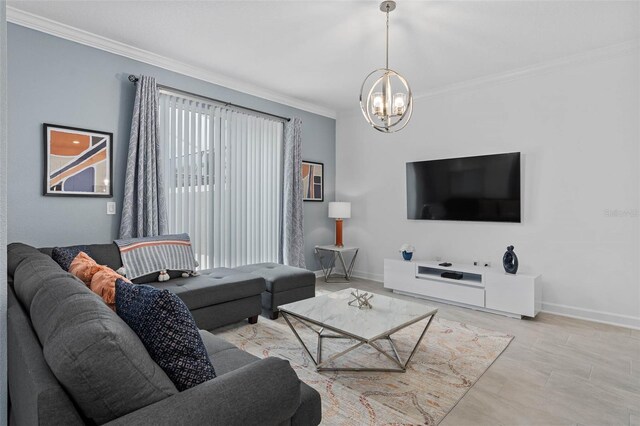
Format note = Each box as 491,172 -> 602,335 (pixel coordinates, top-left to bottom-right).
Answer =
384,259 -> 541,318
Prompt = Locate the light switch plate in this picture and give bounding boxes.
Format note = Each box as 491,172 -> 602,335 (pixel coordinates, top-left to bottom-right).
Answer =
107,202 -> 116,215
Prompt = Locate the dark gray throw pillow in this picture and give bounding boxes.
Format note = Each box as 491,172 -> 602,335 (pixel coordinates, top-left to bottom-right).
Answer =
51,245 -> 92,271
115,279 -> 216,391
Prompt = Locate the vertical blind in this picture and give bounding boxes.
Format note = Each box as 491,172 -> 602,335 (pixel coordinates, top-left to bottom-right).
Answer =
159,91 -> 284,269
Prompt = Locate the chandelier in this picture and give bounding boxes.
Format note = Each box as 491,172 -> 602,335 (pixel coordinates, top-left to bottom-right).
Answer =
360,1 -> 413,133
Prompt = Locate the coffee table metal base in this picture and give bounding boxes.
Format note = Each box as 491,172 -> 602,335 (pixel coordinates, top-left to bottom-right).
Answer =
281,311 -> 436,373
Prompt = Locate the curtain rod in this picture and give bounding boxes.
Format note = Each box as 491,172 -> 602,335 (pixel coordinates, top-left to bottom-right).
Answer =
128,75 -> 291,122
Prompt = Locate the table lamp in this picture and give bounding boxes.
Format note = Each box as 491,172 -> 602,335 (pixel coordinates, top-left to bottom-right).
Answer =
328,202 -> 351,247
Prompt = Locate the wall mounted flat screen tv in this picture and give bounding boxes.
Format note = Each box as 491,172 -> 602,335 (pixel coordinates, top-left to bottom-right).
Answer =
406,152 -> 521,222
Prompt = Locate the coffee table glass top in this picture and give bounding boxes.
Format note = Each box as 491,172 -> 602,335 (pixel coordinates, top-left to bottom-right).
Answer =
278,288 -> 437,341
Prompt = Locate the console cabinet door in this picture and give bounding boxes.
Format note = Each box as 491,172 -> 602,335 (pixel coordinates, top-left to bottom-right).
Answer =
384,259 -> 416,290
485,273 -> 537,317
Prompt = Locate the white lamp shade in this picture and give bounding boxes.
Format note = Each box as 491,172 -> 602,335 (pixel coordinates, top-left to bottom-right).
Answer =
329,202 -> 351,219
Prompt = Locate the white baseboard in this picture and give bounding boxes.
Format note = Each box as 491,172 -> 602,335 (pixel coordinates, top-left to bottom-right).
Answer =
351,269 -> 384,283
345,268 -> 640,330
313,269 -> 385,282
541,302 -> 640,331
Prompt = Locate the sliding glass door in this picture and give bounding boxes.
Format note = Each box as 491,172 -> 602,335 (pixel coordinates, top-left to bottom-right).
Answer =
159,91 -> 283,269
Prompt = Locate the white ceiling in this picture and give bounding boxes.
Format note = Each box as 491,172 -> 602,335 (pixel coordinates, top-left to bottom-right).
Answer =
7,1 -> 640,116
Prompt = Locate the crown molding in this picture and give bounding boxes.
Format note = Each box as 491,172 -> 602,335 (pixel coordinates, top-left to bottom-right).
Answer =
6,6 -> 337,119
338,38 -> 639,117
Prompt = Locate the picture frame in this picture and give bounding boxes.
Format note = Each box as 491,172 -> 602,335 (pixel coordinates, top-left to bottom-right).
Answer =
302,160 -> 324,202
43,123 -> 113,197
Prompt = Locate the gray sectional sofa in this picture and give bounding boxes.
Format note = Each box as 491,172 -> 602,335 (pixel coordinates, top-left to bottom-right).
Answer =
7,243 -> 322,426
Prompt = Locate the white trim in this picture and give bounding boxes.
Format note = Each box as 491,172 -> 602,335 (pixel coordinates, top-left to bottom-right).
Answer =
541,302 -> 640,331
6,6 -> 337,120
313,269 -> 384,282
351,269 -> 384,283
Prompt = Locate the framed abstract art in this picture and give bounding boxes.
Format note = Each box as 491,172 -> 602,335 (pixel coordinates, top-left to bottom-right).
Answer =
302,160 -> 323,202
43,123 -> 113,197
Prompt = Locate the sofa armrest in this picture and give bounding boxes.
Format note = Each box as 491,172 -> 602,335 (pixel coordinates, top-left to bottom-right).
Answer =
104,357 -> 302,426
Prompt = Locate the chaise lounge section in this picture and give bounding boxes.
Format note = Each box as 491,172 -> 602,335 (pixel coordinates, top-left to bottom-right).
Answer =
39,243 -> 268,330
40,241 -> 318,327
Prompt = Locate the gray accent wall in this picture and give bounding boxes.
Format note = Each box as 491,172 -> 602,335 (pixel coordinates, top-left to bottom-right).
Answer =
7,23 -> 335,270
1,2 -> 7,424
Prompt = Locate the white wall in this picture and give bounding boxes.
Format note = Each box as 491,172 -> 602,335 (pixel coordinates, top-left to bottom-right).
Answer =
336,46 -> 640,328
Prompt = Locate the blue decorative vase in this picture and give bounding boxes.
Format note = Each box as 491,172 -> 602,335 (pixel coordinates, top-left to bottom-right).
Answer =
503,245 -> 519,274
402,251 -> 413,261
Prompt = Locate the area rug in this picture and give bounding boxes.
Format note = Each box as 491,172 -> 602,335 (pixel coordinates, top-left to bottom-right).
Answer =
216,305 -> 512,425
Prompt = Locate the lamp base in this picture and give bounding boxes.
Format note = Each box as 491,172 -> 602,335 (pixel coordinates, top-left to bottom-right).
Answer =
335,219 -> 343,247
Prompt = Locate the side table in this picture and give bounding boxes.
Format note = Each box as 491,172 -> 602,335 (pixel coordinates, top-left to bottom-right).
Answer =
314,245 -> 359,283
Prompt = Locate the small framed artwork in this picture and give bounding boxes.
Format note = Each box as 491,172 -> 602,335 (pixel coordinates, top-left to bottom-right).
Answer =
43,123 -> 113,197
302,160 -> 324,202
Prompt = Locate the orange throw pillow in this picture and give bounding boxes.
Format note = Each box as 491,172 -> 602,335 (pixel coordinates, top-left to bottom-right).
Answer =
69,251 -> 102,285
68,251 -> 130,308
91,267 -> 129,307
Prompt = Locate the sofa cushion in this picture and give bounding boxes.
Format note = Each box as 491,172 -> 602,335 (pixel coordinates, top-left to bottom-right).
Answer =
148,268 -> 266,310
115,280 -> 217,391
199,330 -> 236,355
12,255 -> 74,312
9,243 -> 50,278
234,263 -> 316,293
199,331 -> 323,426
198,331 -> 262,375
12,251 -> 178,425
208,345 -> 262,376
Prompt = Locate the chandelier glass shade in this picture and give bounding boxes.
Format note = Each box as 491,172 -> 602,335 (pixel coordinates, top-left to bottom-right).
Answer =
360,1 -> 413,133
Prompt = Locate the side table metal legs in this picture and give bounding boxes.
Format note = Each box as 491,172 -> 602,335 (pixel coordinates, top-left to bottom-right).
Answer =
315,248 -> 359,283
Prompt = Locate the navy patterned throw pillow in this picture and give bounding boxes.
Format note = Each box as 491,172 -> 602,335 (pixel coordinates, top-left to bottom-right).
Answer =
51,245 -> 92,271
114,279 -> 216,391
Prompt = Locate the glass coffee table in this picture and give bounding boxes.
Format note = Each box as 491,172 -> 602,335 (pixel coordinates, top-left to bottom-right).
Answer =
279,288 -> 437,372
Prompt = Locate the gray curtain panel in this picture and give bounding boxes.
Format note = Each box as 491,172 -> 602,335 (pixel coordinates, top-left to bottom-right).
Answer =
119,75 -> 168,239
281,118 -> 306,268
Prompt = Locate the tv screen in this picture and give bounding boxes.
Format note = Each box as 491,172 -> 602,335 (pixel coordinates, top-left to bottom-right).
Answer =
406,152 -> 521,222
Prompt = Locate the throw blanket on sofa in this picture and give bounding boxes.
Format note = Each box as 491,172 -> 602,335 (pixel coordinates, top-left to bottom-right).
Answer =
114,234 -> 197,280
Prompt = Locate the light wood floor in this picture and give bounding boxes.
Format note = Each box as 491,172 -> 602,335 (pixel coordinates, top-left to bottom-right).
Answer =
316,278 -> 640,426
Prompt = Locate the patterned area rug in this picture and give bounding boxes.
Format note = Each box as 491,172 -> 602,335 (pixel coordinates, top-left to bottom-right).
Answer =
216,301 -> 512,425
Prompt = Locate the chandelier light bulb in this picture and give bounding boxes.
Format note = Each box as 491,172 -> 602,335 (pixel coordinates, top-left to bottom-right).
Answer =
372,92 -> 384,116
393,93 -> 406,115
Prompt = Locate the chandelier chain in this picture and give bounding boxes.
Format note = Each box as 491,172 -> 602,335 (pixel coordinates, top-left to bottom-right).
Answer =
385,5 -> 390,69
